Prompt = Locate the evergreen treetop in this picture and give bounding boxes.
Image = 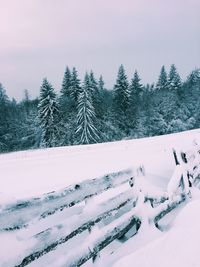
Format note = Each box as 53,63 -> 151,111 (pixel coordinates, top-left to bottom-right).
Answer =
130,70 -> 143,97
98,75 -> 105,91
70,67 -> 81,102
0,83 -> 9,103
156,66 -> 168,90
113,64 -> 130,113
38,78 -> 59,147
168,64 -> 182,90
76,73 -> 99,144
186,69 -> 200,86
61,66 -> 71,97
89,71 -> 98,94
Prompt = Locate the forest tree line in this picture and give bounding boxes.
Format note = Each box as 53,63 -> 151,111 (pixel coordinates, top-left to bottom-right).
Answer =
0,64 -> 200,153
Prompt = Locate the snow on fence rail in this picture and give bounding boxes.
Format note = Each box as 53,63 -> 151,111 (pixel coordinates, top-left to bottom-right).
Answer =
1,143 -> 200,267
0,169 -> 133,231
1,169 -> 140,266
154,141 -> 200,227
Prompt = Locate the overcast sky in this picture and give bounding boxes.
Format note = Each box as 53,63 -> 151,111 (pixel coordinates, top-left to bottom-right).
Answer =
0,0 -> 199,100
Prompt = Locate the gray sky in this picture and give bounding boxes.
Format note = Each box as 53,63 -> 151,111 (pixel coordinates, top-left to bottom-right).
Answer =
0,0 -> 199,100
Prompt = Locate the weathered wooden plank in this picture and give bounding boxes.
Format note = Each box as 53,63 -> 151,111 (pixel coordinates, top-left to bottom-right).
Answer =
0,169 -> 133,231
154,194 -> 186,227
61,213 -> 141,267
14,191 -> 137,267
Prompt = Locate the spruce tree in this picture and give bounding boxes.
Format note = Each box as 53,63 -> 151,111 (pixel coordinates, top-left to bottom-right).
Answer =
186,69 -> 200,86
168,64 -> 182,90
38,78 -> 59,147
97,75 -> 106,119
59,68 -> 81,146
130,71 -> 143,103
113,65 -> 130,114
98,75 -> 105,91
76,73 -> 99,144
60,67 -> 71,97
129,70 -> 143,129
89,71 -> 98,95
184,69 -> 200,128
113,65 -> 130,134
0,83 -> 9,151
156,66 -> 168,90
89,71 -> 103,120
0,83 -> 9,104
59,66 -> 73,116
70,67 -> 81,103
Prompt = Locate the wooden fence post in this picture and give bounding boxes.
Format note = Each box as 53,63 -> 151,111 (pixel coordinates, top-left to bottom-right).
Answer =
173,148 -> 179,165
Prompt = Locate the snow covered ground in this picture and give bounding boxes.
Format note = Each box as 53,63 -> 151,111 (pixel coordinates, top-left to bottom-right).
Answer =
1,128 -> 200,267
113,188 -> 200,267
1,129 -> 200,200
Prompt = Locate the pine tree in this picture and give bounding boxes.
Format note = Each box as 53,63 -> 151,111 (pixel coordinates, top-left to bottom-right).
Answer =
113,65 -> 130,114
129,70 -> 143,129
98,75 -> 105,91
59,68 -> 81,146
0,83 -> 10,151
60,67 -> 71,97
112,65 -> 130,134
22,89 -> 31,115
59,66 -> 73,115
97,75 -> 107,119
168,64 -> 182,90
0,83 -> 8,105
156,66 -> 168,90
89,71 -> 98,95
130,71 -> 143,103
89,71 -> 104,120
186,69 -> 200,87
70,67 -> 81,102
38,78 -> 59,147
76,73 -> 99,144
184,69 -> 200,128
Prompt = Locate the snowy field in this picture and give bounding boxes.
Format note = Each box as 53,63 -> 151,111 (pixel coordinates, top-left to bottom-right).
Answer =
1,128 -> 200,201
1,128 -> 200,267
113,191 -> 200,267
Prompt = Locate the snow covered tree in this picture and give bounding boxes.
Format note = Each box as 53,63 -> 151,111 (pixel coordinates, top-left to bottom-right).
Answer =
129,70 -> 143,129
97,75 -> 107,119
60,66 -> 71,97
59,68 -> 81,146
156,66 -> 168,90
89,71 -> 98,95
98,75 -> 105,91
0,83 -> 9,106
129,70 -> 143,107
186,69 -> 200,87
0,83 -> 10,151
59,66 -> 73,114
89,71 -> 104,120
70,67 -> 81,103
112,65 -> 130,134
183,69 -> 200,128
168,64 -> 182,91
113,65 -> 130,114
38,78 -> 59,147
130,71 -> 143,95
76,73 -> 99,144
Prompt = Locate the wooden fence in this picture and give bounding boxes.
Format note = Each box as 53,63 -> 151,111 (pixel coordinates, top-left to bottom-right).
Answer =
1,143 -> 200,267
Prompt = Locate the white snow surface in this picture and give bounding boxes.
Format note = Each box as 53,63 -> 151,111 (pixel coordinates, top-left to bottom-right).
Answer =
113,188 -> 200,267
1,129 -> 200,267
1,128 -> 200,200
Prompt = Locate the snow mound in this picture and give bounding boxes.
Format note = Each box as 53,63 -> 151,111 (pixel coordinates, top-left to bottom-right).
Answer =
174,196 -> 200,228
114,198 -> 200,267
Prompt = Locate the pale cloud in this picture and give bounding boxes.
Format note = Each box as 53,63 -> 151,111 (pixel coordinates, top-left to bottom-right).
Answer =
0,0 -> 199,99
